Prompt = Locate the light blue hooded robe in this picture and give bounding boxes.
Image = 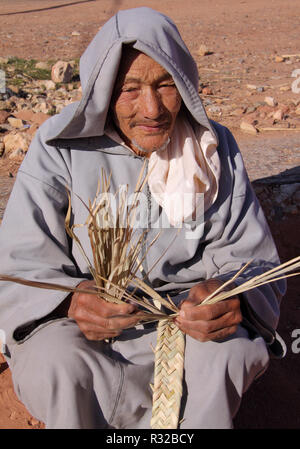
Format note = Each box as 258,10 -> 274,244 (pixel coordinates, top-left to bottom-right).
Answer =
0,8 -> 285,361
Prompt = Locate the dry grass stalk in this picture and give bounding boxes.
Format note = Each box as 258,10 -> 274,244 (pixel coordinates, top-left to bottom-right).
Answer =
0,162 -> 300,429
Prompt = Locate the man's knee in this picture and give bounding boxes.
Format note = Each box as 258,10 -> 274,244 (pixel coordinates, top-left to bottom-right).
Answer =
10,319 -> 99,404
185,326 -> 270,392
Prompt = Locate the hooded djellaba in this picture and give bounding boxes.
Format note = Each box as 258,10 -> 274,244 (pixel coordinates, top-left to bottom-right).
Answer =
0,7 -> 286,429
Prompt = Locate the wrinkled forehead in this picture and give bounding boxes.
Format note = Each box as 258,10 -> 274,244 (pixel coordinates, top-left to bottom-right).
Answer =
115,46 -> 174,86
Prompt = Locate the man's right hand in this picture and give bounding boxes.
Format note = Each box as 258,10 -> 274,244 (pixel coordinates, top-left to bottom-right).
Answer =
67,280 -> 141,341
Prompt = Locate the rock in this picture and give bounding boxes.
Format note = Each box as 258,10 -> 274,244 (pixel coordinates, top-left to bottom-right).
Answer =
273,109 -> 284,120
0,141 -> 4,156
280,85 -> 290,92
202,86 -> 213,95
264,96 -> 277,107
197,44 -> 212,56
3,132 -> 30,156
245,106 -> 257,114
295,107 -> 300,115
9,411 -> 18,420
274,55 -> 285,63
14,109 -> 49,126
240,120 -> 258,135
8,85 -> 20,95
8,148 -> 25,159
70,89 -> 82,102
231,107 -> 245,116
35,61 -> 49,70
71,31 -> 81,36
246,84 -> 257,90
32,101 -> 51,114
0,110 -> 9,124
7,117 -> 24,128
207,105 -> 222,115
51,61 -> 73,83
38,80 -> 56,90
0,57 -> 9,64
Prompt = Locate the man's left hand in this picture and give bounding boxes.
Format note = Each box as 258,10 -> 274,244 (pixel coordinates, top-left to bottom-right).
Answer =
175,279 -> 242,342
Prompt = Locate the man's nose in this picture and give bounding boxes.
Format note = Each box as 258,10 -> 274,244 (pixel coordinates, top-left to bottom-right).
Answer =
140,87 -> 163,119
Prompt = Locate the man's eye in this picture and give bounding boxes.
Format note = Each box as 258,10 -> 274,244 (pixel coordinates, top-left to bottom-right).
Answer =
122,87 -> 138,92
158,83 -> 176,89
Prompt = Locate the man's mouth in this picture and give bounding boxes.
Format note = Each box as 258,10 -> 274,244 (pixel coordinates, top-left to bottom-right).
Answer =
134,122 -> 170,133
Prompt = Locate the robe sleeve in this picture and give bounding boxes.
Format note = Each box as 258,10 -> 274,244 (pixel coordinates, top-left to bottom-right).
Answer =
0,127 -> 88,347
206,123 -> 286,357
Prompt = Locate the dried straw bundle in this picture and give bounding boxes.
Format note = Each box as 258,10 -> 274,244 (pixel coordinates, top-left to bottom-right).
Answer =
65,163 -> 187,429
0,163 -> 300,429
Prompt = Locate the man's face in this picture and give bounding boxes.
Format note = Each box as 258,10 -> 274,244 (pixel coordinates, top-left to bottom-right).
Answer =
111,48 -> 182,155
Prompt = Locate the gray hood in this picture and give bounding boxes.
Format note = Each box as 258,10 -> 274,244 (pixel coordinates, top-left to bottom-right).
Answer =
46,7 -> 217,145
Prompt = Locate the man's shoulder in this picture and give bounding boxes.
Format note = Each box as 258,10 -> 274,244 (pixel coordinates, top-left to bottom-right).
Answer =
209,120 -> 235,142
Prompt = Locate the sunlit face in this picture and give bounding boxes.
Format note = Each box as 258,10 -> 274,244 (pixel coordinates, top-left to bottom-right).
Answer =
111,48 -> 182,156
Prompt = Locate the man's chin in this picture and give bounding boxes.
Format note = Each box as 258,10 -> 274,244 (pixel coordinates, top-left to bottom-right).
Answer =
131,137 -> 170,154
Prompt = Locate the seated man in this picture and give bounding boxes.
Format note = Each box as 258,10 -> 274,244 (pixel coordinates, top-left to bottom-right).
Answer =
0,7 -> 285,429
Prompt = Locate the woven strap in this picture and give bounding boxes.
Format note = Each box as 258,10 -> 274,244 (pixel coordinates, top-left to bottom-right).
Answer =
151,320 -> 185,429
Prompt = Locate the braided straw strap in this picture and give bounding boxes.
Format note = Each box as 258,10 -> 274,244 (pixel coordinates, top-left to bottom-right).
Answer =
151,319 -> 185,429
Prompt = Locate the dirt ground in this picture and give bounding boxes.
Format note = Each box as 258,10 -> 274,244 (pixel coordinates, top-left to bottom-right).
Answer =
0,0 -> 300,430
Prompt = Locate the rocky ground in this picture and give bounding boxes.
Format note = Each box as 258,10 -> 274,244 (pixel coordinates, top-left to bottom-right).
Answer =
0,0 -> 299,430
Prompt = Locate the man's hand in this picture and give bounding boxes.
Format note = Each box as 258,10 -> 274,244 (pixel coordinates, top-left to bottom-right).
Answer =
67,280 -> 141,341
175,279 -> 242,342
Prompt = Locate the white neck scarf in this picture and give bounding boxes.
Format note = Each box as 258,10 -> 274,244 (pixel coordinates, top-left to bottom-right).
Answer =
147,115 -> 220,226
105,115 -> 220,227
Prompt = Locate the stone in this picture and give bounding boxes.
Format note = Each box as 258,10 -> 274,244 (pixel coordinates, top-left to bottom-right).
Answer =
264,96 -> 277,107
14,109 -> 49,126
274,55 -> 285,63
240,120 -> 258,135
207,105 -> 221,115
280,85 -> 290,92
245,106 -> 257,114
3,132 -> 30,156
273,109 -> 284,120
231,107 -> 245,116
7,117 -> 24,128
295,107 -> 300,115
0,141 -> 4,156
0,57 -> 9,64
71,31 -> 81,36
0,110 -> 9,124
35,61 -> 49,70
8,148 -> 25,159
39,80 -> 56,90
51,61 -> 73,83
197,44 -> 211,56
202,86 -> 213,95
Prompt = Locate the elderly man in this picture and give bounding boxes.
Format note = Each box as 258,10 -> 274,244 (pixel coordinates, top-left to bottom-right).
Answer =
0,8 -> 285,429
